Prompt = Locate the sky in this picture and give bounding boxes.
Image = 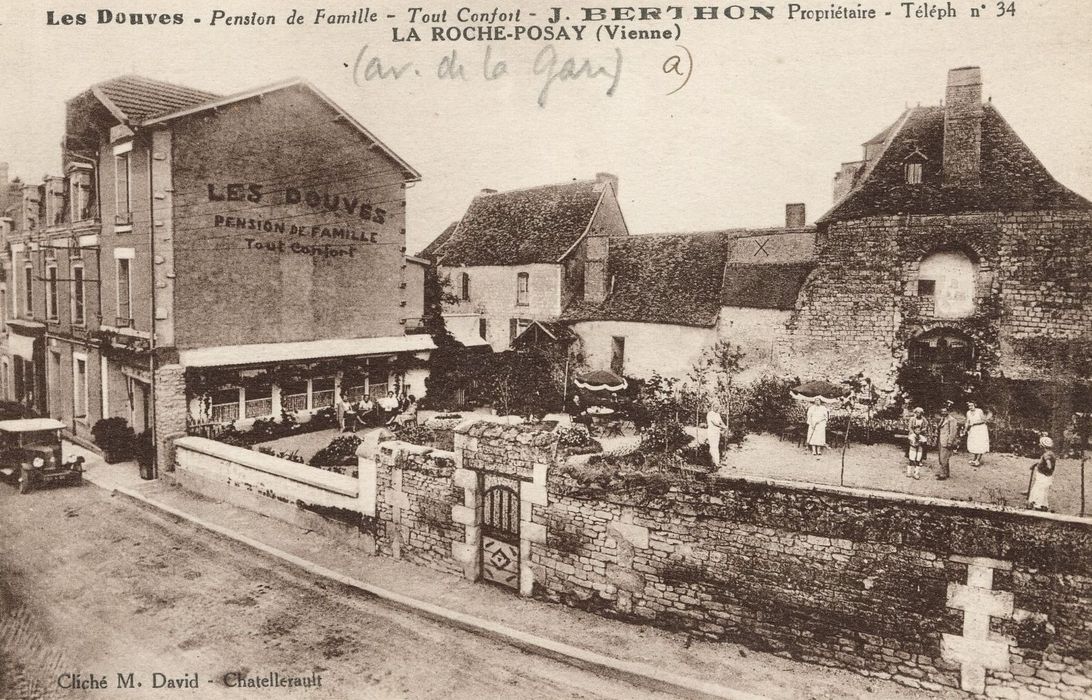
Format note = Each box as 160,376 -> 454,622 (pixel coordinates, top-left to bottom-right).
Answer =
1,0 -> 1090,255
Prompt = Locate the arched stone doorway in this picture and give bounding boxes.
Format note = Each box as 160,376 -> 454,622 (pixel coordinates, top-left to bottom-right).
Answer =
902,329 -> 978,412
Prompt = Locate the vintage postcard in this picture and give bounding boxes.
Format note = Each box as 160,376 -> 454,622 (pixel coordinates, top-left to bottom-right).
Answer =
1,0 -> 1089,698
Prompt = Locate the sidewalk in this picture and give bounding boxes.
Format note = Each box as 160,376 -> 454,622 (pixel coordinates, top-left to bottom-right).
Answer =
75,445 -> 950,699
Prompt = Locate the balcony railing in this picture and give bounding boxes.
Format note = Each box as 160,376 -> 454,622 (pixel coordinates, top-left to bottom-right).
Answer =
210,403 -> 240,423
244,397 -> 273,419
311,389 -> 335,409
282,393 -> 308,413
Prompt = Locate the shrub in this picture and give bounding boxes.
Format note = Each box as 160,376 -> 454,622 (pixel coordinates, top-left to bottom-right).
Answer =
91,417 -> 135,460
215,424 -> 251,448
248,417 -> 280,443
991,426 -> 1043,458
737,375 -> 799,435
395,424 -> 435,447
309,406 -> 337,430
310,434 -> 363,467
640,420 -> 691,454
133,430 -> 155,467
255,446 -> 305,464
556,424 -> 593,448
676,442 -> 714,469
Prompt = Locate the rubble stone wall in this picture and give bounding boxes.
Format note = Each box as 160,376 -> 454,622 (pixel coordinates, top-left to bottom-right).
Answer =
369,440 -> 465,576
530,474 -> 1092,696
779,210 -> 1092,387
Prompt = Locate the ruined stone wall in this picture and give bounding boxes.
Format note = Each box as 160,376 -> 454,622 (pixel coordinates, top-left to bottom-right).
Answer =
529,475 -> 1092,696
779,211 -> 1092,388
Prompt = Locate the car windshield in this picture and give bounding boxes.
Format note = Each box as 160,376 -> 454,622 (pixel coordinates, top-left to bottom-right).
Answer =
18,431 -> 60,449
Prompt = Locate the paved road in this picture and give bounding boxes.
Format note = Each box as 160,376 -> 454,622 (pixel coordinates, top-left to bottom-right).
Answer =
0,482 -> 669,700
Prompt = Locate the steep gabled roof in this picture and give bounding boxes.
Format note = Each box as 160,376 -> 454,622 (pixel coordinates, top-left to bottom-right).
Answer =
87,75 -> 221,124
820,104 -> 1091,224
76,75 -> 419,180
434,180 -> 607,266
562,233 -> 730,328
144,78 -> 420,180
721,263 -> 814,310
418,221 -> 459,260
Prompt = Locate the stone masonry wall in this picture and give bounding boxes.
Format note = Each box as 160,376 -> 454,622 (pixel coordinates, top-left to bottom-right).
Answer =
371,440 -> 465,577
780,210 -> 1092,387
530,474 -> 1092,697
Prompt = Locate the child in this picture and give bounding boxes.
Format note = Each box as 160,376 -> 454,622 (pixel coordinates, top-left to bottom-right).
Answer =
906,407 -> 927,479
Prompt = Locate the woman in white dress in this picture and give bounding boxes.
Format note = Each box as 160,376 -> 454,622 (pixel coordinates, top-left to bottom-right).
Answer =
706,407 -> 726,467
806,397 -> 829,458
1027,436 -> 1056,511
964,401 -> 991,467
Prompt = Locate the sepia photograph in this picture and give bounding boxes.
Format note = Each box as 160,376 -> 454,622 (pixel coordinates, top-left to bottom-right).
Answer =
0,0 -> 1090,698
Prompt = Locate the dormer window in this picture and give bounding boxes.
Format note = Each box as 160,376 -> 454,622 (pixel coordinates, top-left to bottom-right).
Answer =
905,162 -> 923,185
903,145 -> 928,185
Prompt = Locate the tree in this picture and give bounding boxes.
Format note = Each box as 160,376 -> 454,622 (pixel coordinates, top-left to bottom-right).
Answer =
686,341 -> 747,429
421,266 -> 468,407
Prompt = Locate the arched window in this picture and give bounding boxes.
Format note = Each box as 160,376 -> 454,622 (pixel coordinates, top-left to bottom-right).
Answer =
460,272 -> 470,301
918,249 -> 976,318
516,272 -> 530,306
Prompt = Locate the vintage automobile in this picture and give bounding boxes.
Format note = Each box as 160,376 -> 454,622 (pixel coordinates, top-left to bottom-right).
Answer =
0,418 -> 84,494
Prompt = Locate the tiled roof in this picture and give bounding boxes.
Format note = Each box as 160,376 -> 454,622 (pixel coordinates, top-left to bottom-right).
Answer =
820,104 -> 1091,223
562,233 -> 730,328
418,221 -> 459,260
721,263 -> 814,310
434,180 -> 606,266
91,75 -> 221,124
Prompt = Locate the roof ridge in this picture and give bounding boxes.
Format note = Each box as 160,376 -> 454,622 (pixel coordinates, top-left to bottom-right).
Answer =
475,178 -> 597,198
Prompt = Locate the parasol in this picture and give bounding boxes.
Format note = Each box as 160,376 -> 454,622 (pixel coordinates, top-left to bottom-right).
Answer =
574,369 -> 628,392
790,380 -> 850,404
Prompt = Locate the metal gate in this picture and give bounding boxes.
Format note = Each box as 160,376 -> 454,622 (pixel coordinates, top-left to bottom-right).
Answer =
481,483 -> 520,590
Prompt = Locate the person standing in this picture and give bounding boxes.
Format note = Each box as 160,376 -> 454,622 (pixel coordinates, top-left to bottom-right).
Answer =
1027,436 -> 1057,511
706,407 -> 727,467
964,401 -> 991,467
935,401 -> 961,481
806,397 -> 829,458
906,407 -> 927,479
335,391 -> 351,432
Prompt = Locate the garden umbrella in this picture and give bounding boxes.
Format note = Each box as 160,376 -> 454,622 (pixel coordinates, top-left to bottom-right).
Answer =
573,369 -> 628,392
790,379 -> 849,404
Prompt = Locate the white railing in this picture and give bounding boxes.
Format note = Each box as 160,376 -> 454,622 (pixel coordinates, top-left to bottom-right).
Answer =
244,397 -> 273,418
282,393 -> 308,413
311,389 -> 335,408
210,403 -> 240,423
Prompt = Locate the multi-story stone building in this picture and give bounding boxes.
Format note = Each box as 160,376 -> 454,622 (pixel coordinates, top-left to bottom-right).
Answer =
5,75 -> 431,473
780,66 -> 1091,427
426,174 -> 629,351
419,66 -> 1089,432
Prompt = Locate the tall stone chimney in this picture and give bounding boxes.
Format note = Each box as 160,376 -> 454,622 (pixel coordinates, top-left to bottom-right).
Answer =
785,203 -> 806,228
943,66 -> 983,188
584,234 -> 609,304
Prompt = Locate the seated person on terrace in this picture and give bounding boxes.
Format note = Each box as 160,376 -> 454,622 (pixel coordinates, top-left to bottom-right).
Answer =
391,395 -> 419,428
356,396 -> 376,427
378,391 -> 399,421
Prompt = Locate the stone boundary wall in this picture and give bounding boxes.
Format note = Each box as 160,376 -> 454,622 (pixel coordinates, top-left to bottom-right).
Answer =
530,473 -> 1092,697
365,440 -> 464,576
174,427 -> 1092,697
171,436 -> 373,548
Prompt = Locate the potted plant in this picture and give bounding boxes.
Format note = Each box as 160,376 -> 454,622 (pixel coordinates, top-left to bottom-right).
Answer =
91,417 -> 135,463
134,430 -> 155,478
